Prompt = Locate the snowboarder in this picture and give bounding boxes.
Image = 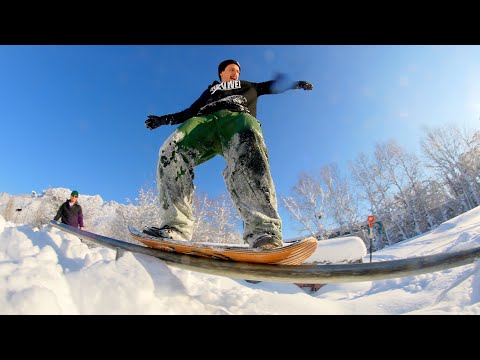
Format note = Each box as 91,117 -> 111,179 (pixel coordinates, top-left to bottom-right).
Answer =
54,190 -> 85,230
144,59 -> 313,249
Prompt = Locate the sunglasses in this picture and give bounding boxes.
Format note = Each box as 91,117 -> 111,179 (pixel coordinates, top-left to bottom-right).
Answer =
71,195 -> 78,198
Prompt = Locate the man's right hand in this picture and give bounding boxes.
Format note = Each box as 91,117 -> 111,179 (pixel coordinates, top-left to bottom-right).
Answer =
145,115 -> 166,130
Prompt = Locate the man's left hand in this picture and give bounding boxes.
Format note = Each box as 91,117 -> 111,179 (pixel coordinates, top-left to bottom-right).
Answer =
297,81 -> 313,90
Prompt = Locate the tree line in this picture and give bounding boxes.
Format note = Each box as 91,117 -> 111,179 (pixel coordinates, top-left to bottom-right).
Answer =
281,123 -> 479,250
0,186 -> 243,245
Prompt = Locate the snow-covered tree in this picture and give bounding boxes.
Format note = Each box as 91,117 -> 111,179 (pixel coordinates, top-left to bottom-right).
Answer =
421,124 -> 480,213
206,193 -> 242,244
31,188 -> 71,229
192,191 -> 242,244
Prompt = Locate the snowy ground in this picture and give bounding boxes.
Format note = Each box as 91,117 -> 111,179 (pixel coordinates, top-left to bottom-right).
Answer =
1,206 -> 479,315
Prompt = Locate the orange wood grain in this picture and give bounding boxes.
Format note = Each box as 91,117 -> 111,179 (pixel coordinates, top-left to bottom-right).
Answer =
129,232 -> 318,265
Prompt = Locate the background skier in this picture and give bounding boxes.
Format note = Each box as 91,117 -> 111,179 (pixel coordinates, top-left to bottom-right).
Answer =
54,190 -> 85,230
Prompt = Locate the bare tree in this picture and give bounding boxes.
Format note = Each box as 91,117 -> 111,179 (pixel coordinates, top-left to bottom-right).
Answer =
319,163 -> 363,236
349,152 -> 404,245
374,141 -> 433,236
458,130 -> 480,206
281,172 -> 332,239
421,124 -> 480,213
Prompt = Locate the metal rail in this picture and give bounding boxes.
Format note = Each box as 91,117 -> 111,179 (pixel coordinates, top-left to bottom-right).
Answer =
49,221 -> 480,283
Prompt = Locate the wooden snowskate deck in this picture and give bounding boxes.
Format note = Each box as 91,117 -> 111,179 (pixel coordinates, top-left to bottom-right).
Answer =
128,226 -> 318,265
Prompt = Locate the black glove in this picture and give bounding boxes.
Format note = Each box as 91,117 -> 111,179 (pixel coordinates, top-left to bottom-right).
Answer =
296,81 -> 313,91
145,115 -> 166,130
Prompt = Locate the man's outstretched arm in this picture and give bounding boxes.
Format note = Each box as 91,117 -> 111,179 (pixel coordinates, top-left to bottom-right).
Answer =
257,74 -> 314,95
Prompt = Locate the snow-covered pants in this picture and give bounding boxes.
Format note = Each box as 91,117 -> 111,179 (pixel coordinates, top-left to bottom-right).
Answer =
156,109 -> 282,245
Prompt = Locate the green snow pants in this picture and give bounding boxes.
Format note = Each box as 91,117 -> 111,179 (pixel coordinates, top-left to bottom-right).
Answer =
156,109 -> 282,245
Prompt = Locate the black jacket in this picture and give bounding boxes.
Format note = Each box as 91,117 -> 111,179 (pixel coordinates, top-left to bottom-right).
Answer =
54,200 -> 84,228
158,78 -> 301,125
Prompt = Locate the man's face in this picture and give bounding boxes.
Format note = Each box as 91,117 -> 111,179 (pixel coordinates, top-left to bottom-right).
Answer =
220,64 -> 240,82
70,194 -> 78,203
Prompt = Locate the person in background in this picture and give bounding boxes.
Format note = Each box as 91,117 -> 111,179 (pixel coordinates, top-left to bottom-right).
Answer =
143,59 -> 313,249
54,190 -> 85,230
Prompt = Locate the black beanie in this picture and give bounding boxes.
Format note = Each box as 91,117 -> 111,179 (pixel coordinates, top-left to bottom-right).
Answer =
218,59 -> 241,80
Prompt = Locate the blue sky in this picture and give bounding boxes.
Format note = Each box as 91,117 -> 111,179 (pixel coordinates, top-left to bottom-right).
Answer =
1,45 -> 479,238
